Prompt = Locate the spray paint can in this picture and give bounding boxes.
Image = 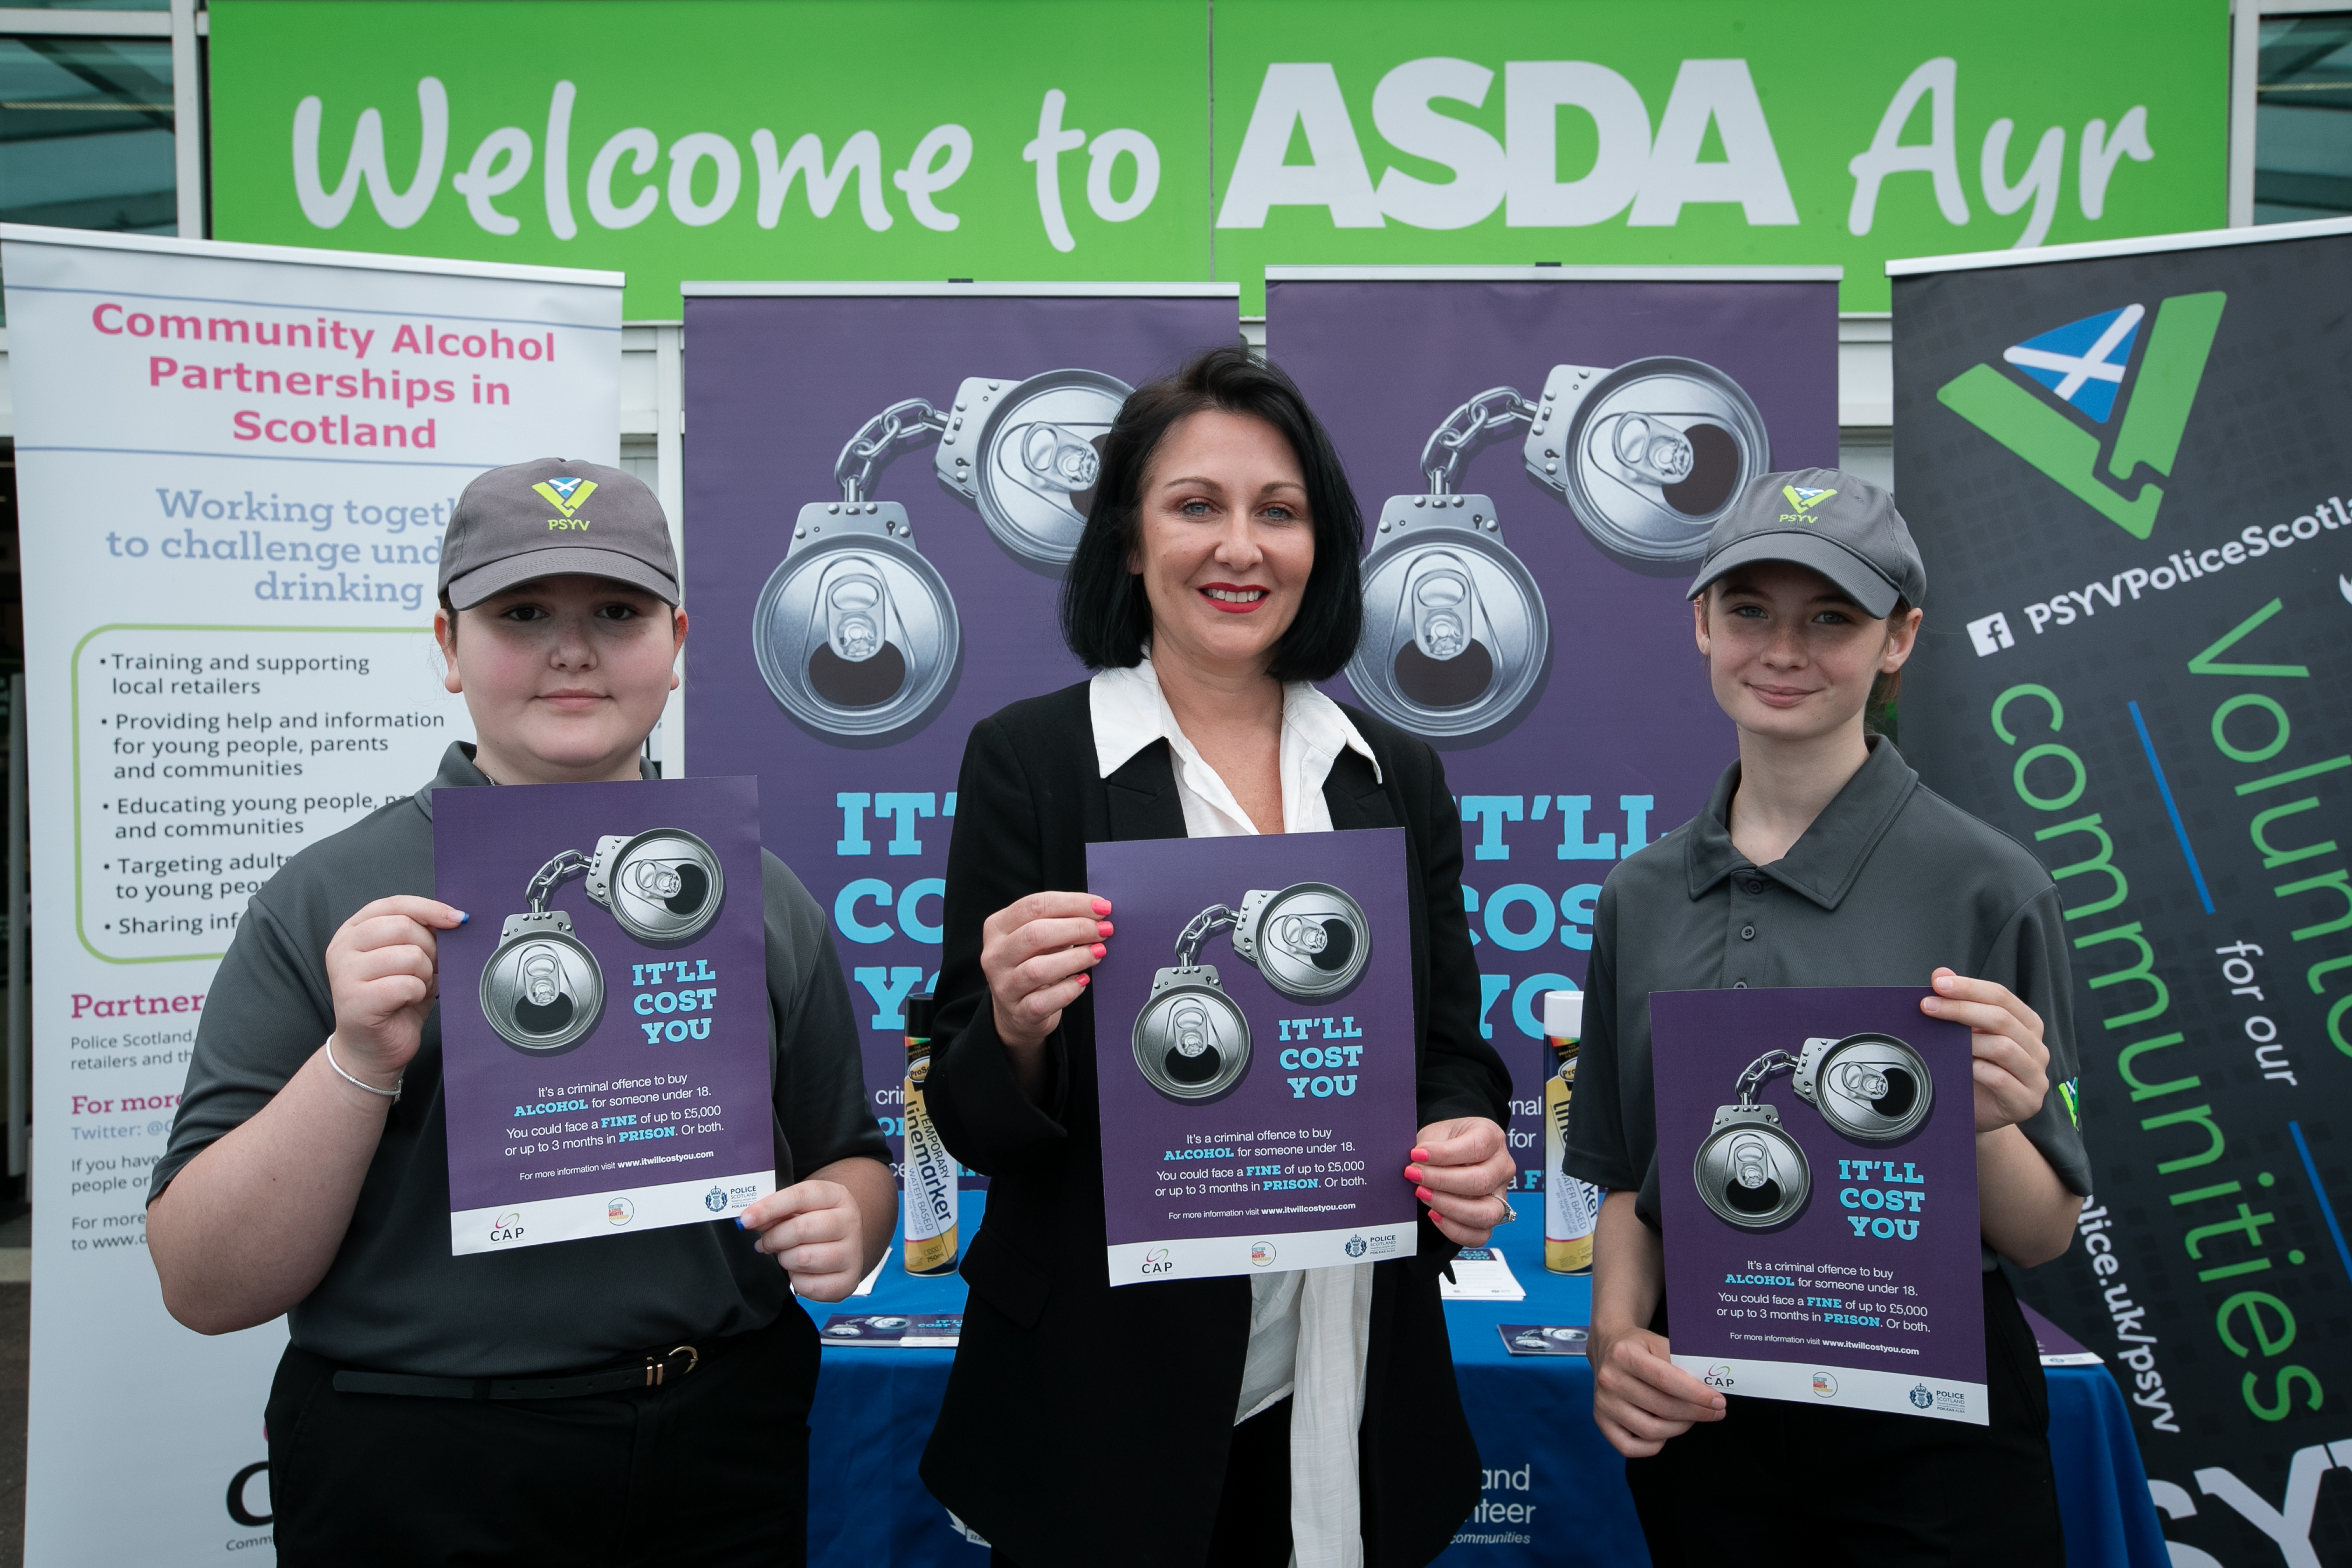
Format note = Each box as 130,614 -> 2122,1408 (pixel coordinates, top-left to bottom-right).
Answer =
902,992 -> 959,1275
1543,989 -> 1599,1275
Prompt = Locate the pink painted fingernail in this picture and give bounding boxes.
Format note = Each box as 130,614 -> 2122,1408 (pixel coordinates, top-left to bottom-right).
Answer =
1090,943 -> 1106,959
1077,974 -> 1090,987
1098,921 -> 1115,937
1091,898 -> 1112,916
1416,1186 -> 1436,1204
1411,1147 -> 1430,1162
1403,1165 -> 1425,1183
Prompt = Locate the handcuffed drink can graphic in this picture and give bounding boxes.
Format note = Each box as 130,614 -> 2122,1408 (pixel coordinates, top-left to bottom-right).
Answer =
1351,359 -> 1769,744
1133,885 -> 1374,1102
480,832 -> 726,1055
1349,494 -> 1548,743
759,370 -> 1132,743
586,828 -> 725,946
934,369 -> 1127,572
1521,358 -> 1770,565
1694,1033 -> 1935,1230
481,910 -> 605,1055
754,502 -> 961,744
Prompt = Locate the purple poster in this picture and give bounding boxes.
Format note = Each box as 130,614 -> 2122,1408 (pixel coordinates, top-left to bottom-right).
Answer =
1267,272 -> 1839,1195
1088,829 -> 1420,1283
1653,987 -> 1985,1422
679,283 -> 1240,1181
435,775 -> 771,1255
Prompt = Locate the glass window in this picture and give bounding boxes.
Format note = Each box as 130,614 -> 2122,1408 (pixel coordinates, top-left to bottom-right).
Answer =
2257,13 -> 2352,223
0,36 -> 176,234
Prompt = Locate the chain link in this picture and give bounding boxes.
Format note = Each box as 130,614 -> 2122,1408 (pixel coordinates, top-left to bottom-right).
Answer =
525,849 -> 594,914
1175,904 -> 1240,968
1732,1049 -> 1798,1108
835,398 -> 951,502
1420,386 -> 1539,495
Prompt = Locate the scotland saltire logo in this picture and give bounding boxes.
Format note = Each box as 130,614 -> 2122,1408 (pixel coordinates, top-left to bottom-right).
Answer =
1936,292 -> 2225,541
2001,306 -> 2143,423
1782,484 -> 1837,513
534,476 -> 597,515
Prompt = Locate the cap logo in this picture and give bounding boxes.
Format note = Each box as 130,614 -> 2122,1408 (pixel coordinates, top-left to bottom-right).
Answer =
1781,485 -> 1836,514
533,477 -> 596,517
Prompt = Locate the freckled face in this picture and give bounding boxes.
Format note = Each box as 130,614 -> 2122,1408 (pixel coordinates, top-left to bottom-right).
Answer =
437,573 -> 683,780
1693,562 -> 1917,743
1128,409 -> 1315,679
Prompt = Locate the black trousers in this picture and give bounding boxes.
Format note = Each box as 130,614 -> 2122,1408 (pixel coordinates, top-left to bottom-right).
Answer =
991,1395 -> 1294,1568
266,1311 -> 816,1567
1627,1269 -> 2063,1567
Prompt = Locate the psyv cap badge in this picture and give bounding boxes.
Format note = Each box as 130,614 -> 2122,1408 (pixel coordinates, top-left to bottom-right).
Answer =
1133,885 -> 1373,1102
1350,361 -> 1769,746
1694,1034 -> 1935,1231
754,371 -> 1131,745
481,832 -> 726,1055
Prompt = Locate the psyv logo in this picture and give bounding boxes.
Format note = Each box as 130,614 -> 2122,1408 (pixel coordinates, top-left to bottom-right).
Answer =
1937,292 -> 2225,540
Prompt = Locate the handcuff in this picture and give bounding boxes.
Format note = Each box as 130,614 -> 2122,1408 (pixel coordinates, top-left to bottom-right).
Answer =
1693,1033 -> 1936,1231
479,829 -> 726,1055
1347,359 -> 1769,745
753,369 -> 1131,744
1131,884 -> 1374,1102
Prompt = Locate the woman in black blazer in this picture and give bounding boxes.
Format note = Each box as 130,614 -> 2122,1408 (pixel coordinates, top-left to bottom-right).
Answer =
918,347 -> 1514,1568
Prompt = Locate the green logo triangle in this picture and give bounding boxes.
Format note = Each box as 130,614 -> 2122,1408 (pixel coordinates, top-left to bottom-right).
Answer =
1934,292 -> 2225,540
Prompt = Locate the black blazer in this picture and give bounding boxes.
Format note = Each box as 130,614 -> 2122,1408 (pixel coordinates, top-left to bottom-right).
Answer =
917,680 -> 1511,1568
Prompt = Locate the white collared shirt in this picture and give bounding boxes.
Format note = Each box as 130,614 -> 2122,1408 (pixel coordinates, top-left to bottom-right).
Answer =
1090,656 -> 1379,1568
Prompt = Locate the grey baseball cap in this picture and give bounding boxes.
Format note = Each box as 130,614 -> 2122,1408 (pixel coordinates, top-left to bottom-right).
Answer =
439,457 -> 679,610
1684,468 -> 1927,619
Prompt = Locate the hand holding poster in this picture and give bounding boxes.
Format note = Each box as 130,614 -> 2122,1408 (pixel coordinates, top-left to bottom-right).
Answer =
1654,987 -> 1983,1421
1087,829 -> 1420,1281
434,775 -> 772,1251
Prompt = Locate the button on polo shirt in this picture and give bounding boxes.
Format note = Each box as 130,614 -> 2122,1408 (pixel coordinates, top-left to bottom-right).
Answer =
1565,739 -> 2091,1268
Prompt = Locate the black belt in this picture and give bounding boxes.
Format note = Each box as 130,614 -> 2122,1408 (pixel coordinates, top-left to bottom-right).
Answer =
332,1343 -> 701,1402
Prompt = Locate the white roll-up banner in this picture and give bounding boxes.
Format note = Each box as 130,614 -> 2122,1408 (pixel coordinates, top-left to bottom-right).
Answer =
1,225 -> 623,1566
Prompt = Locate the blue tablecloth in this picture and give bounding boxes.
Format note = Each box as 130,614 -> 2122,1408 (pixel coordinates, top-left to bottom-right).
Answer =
806,1195 -> 2169,1566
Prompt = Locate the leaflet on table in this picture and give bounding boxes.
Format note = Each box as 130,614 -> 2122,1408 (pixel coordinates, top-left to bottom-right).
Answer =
1087,829 -> 1419,1285
820,1313 -> 963,1347
1497,1325 -> 1590,1358
435,775 -> 772,1254
1653,988 -> 1985,1423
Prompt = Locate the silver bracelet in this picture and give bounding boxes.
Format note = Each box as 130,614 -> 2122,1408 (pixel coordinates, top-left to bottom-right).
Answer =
325,1037 -> 403,1103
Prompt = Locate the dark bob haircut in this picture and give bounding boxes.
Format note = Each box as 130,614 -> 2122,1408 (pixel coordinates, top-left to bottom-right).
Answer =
1058,345 -> 1364,683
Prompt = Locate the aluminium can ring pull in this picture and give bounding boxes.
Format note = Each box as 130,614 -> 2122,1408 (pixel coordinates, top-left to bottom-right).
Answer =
587,828 -> 726,947
1794,1033 -> 1934,1143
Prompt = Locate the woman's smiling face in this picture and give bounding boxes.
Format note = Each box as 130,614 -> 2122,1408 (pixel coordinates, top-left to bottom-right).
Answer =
1127,408 -> 1315,680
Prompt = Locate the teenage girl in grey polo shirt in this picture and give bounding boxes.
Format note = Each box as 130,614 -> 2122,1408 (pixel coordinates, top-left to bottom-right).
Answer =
145,460 -> 893,1566
1567,470 -> 2092,1565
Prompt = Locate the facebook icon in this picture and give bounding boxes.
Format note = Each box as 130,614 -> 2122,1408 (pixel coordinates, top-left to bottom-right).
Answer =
1967,612 -> 2017,657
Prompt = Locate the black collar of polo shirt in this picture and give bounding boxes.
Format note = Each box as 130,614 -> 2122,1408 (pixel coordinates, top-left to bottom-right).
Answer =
1683,736 -> 1920,911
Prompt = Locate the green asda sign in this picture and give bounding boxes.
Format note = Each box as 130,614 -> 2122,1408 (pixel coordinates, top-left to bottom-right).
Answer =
208,0 -> 2225,317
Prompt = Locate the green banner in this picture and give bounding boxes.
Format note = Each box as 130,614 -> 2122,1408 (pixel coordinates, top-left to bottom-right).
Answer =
207,0 -> 2226,317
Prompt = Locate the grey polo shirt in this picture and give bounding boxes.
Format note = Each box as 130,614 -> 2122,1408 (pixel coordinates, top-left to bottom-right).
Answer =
1565,738 -> 2092,1269
152,742 -> 888,1378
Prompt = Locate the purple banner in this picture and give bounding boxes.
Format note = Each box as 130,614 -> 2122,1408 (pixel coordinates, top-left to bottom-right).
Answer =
1654,986 -> 1984,1421
435,775 -> 771,1254
1087,828 -> 1421,1283
1265,275 -> 1839,1197
680,287 -> 1239,1183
